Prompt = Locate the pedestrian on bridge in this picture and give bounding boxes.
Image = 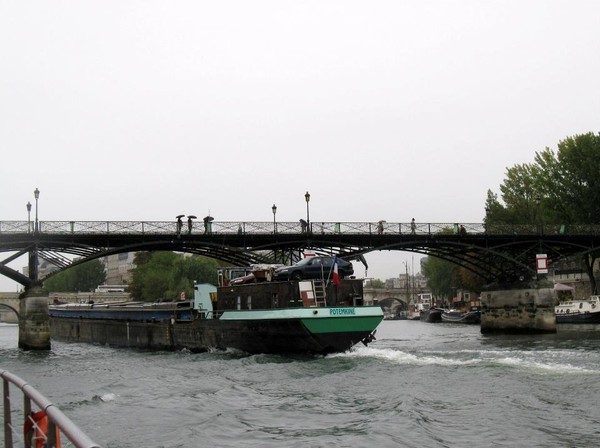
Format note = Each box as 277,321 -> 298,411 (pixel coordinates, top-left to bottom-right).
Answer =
175,215 -> 184,238
299,219 -> 307,233
203,215 -> 213,234
411,218 -> 416,234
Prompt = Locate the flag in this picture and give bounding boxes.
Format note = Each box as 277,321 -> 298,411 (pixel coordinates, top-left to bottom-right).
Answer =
332,257 -> 341,286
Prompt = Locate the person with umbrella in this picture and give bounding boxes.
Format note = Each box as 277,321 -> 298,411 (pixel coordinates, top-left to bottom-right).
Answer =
175,214 -> 184,238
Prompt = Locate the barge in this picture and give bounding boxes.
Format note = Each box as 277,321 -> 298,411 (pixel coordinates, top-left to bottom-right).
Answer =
49,271 -> 383,355
441,307 -> 481,324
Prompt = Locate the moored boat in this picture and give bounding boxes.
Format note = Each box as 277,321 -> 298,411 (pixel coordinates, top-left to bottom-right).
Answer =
441,307 -> 481,324
49,269 -> 383,355
555,295 -> 600,324
420,307 -> 444,323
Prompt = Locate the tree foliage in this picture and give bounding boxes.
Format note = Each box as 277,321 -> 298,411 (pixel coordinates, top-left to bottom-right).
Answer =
486,132 -> 600,292
44,259 -> 107,292
366,278 -> 385,289
488,132 -> 600,226
421,256 -> 459,301
128,252 -> 220,301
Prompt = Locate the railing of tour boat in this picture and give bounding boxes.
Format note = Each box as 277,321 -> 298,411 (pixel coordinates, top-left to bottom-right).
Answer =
1,369 -> 101,448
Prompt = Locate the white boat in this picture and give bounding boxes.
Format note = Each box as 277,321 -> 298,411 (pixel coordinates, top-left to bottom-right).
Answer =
555,295 -> 600,324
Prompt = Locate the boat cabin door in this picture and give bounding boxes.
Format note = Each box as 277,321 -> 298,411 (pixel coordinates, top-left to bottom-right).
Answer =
194,283 -> 217,317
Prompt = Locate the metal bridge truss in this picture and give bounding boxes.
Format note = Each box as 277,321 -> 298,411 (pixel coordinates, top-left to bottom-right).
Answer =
1,220 -> 600,287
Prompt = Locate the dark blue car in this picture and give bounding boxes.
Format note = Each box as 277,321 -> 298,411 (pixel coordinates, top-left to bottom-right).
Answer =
272,256 -> 354,281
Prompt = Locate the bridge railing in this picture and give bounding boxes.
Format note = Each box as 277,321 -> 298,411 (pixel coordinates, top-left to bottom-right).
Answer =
1,369 -> 100,448
1,220 -> 599,236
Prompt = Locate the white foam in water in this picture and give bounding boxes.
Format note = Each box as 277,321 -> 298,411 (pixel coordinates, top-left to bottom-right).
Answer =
99,393 -> 117,402
494,356 -> 598,374
332,345 -> 480,367
333,345 -> 600,374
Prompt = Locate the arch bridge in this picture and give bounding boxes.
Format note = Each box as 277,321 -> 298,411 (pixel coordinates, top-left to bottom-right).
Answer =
1,220 -> 599,288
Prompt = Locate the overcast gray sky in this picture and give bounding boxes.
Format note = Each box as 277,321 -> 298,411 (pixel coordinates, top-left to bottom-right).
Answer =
1,1 -> 599,291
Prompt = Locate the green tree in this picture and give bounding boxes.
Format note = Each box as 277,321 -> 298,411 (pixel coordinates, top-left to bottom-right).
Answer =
366,278 -> 385,288
535,132 -> 600,223
129,252 -> 220,301
487,132 -> 600,292
44,259 -> 107,292
488,132 -> 600,226
421,256 -> 460,302
498,163 -> 541,223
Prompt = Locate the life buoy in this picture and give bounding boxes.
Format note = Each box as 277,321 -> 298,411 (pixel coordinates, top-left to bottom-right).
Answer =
24,410 -> 61,448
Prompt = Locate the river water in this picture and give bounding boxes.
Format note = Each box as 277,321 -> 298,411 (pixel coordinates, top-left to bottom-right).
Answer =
2,320 -> 600,448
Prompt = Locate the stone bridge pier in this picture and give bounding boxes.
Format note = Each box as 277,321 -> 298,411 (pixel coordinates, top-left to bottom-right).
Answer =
18,286 -> 50,350
480,283 -> 556,334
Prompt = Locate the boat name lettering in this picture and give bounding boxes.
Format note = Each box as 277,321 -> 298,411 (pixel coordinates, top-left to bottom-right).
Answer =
329,308 -> 356,316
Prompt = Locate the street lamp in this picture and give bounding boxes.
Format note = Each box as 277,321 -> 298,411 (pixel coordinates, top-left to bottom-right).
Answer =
272,204 -> 277,233
34,188 -> 40,233
304,191 -> 310,231
26,202 -> 32,233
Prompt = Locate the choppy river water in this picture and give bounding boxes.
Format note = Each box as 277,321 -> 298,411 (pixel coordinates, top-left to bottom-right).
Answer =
2,320 -> 600,447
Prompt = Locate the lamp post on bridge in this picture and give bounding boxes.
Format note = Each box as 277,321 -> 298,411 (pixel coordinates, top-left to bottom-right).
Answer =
29,188 -> 40,284
34,188 -> 40,234
272,204 -> 277,234
26,201 -> 32,233
304,191 -> 310,233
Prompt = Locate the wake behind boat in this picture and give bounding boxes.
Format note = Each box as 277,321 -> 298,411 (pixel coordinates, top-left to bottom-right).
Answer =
49,266 -> 383,355
555,295 -> 600,324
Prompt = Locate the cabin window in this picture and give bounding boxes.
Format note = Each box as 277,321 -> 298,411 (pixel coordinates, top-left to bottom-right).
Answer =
272,293 -> 279,308
463,293 -> 471,300
237,296 -> 241,310
247,295 -> 252,310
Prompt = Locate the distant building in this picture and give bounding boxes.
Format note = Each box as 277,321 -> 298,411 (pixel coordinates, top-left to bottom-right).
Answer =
452,289 -> 480,310
387,272 -> 427,290
21,259 -> 59,279
101,253 -> 136,286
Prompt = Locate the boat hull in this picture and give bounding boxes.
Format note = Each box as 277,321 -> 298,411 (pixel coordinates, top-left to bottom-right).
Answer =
49,307 -> 383,355
420,308 -> 443,323
441,310 -> 481,324
555,311 -> 600,324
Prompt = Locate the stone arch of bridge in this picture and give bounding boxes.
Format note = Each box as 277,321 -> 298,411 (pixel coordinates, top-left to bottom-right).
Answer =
377,297 -> 408,310
0,303 -> 19,319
